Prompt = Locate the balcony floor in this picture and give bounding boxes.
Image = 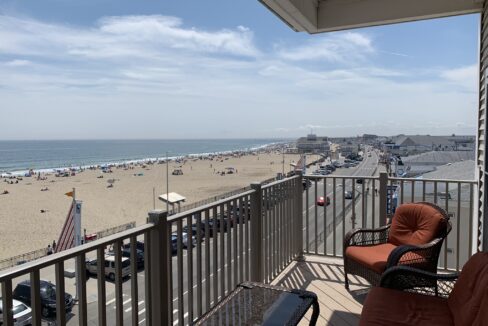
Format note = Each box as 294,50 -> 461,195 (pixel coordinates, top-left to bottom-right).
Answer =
272,255 -> 370,326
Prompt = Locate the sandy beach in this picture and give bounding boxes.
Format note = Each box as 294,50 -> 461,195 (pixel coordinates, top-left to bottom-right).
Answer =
0,152 -> 318,259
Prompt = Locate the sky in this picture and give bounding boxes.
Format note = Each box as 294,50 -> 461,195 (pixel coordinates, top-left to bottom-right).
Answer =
0,0 -> 480,140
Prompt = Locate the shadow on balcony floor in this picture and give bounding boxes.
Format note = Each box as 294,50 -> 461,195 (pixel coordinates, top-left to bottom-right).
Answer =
272,255 -> 370,326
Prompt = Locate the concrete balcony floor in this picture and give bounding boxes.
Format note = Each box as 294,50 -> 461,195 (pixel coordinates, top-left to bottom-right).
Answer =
272,256 -> 370,326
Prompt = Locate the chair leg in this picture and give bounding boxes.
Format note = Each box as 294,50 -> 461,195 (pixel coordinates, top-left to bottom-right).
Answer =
345,272 -> 350,290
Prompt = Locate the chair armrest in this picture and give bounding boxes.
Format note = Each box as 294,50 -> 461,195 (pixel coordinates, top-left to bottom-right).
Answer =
344,225 -> 390,249
380,265 -> 458,298
386,238 -> 444,270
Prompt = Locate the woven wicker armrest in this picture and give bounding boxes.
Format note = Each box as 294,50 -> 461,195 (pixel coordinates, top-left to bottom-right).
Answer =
344,225 -> 390,248
386,237 -> 444,271
380,265 -> 458,298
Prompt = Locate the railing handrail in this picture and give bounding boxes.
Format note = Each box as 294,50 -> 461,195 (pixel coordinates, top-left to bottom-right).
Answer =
0,223 -> 155,281
176,176 -> 278,213
304,174 -> 477,185
304,174 -> 378,180
388,176 -> 477,184
166,189 -> 256,222
262,175 -> 300,190
0,247 -> 47,265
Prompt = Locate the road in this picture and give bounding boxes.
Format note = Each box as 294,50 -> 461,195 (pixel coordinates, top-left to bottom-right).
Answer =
302,149 -> 380,255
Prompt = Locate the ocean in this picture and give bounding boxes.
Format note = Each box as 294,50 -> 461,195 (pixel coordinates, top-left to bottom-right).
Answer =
0,139 -> 287,174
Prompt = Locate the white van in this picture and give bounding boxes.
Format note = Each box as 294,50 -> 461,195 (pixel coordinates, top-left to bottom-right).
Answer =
86,255 -> 131,281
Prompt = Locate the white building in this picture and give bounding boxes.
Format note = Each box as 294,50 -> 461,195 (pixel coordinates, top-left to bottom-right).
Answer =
296,134 -> 330,155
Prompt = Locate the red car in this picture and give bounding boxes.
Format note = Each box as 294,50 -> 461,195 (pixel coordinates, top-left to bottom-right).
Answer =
317,196 -> 331,206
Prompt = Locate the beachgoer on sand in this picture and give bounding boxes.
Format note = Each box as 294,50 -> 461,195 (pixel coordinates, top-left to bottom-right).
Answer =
47,245 -> 53,255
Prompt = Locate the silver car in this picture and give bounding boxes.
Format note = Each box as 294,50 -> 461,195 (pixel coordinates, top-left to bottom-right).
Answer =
0,298 -> 32,326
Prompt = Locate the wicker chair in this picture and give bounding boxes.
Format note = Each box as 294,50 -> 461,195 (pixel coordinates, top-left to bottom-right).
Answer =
359,252 -> 488,325
343,202 -> 451,289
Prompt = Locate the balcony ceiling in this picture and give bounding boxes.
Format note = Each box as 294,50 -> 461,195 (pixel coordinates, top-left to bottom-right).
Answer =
259,0 -> 484,33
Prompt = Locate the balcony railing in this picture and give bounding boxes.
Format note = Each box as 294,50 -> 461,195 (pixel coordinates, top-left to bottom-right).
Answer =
0,173 -> 479,325
302,174 -> 477,271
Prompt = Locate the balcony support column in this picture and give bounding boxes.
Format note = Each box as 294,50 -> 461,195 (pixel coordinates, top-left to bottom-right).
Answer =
295,172 -> 304,260
250,182 -> 264,282
379,172 -> 388,226
147,210 -> 170,326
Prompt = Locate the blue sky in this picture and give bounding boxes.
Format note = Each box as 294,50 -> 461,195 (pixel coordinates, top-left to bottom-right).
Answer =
0,0 -> 480,139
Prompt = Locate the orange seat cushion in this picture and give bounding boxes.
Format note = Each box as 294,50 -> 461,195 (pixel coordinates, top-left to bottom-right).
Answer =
360,287 -> 454,326
345,243 -> 397,274
448,252 -> 488,326
388,203 -> 445,246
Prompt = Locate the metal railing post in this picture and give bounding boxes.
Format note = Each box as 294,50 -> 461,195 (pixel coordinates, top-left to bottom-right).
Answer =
147,210 -> 169,326
379,172 -> 388,226
295,172 -> 304,260
250,182 -> 263,282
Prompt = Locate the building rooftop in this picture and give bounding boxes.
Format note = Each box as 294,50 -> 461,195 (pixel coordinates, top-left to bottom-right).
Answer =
420,160 -> 475,180
393,135 -> 475,147
402,151 -> 475,165
297,134 -> 329,144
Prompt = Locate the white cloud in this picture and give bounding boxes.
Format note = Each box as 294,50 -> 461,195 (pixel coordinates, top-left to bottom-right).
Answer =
0,13 -> 478,139
4,59 -> 31,66
277,32 -> 374,63
441,65 -> 477,90
0,15 -> 259,59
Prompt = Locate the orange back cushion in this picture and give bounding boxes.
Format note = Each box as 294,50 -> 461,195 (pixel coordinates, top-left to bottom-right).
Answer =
448,252 -> 488,326
388,203 -> 445,246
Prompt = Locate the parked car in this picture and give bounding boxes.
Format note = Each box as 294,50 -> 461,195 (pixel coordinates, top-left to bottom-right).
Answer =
122,240 -> 144,252
0,298 -> 32,326
170,232 -> 197,252
302,179 -> 312,190
229,203 -> 251,224
183,224 -> 206,241
317,196 -> 331,206
85,255 -> 131,281
12,280 -> 73,318
198,219 -> 219,237
344,191 -> 353,199
356,178 -> 364,184
121,247 -> 144,267
109,244 -> 144,267
210,215 -> 233,231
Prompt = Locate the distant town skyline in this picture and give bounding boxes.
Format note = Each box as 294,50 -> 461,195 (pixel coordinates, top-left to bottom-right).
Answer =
0,0 -> 479,140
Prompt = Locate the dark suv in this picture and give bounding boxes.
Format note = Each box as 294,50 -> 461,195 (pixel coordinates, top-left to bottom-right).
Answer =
12,280 -> 73,318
